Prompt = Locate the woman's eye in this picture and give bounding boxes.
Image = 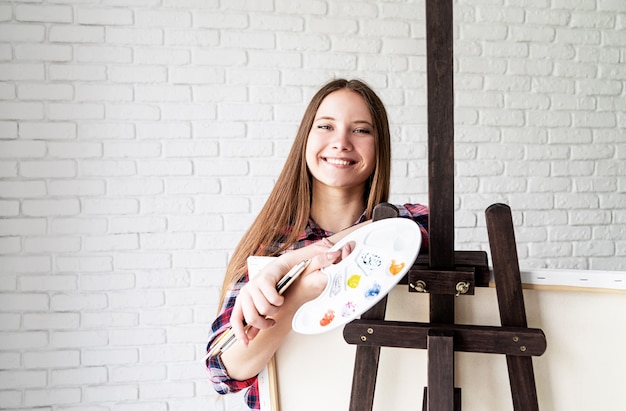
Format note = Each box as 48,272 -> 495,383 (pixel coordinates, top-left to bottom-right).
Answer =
317,124 -> 332,130
354,128 -> 372,134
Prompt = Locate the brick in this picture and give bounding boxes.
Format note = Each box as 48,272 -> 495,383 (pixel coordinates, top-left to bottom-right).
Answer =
0,236 -> 20,253
82,198 -> 139,215
51,366 -> 108,385
164,178 -> 220,195
81,161 -> 137,177
108,65 -> 167,83
136,122 -> 191,139
195,11 -> 248,29
135,47 -> 190,65
50,217 -> 108,235
135,9 -> 191,27
192,120 -> 245,139
140,381 -> 194,399
75,84 -> 133,102
163,140 -> 218,157
77,7 -> 134,26
0,370 -> 47,389
20,160 -> 77,178
76,45 -> 133,63
134,270 -> 190,289
106,27 -> 163,45
83,233 -> 139,251
23,350 -> 80,368
107,103 -> 160,121
0,120 -> 18,137
48,179 -> 106,196
24,236 -> 81,253
20,274 -> 77,292
78,122 -> 135,139
81,312 -> 138,328
0,351 -> 20,371
103,141 -> 161,158
56,256 -> 112,273
24,388 -> 81,407
108,291 -> 164,309
139,232 -> 194,250
16,4 -> 72,23
223,0 -> 273,12
49,25 -> 104,43
48,102 -> 105,120
115,402 -> 168,411
109,328 -> 166,346
109,216 -> 166,234
0,24 -> 45,42
50,293 -> 107,311
51,330 -> 109,348
165,28 -> 219,47
0,256 -> 51,273
107,179 -> 164,196
0,331 -> 48,350
110,364 -> 166,382
114,252 -> 171,269
510,25 -> 556,42
139,344 -> 195,363
80,273 -> 135,291
135,84 -> 190,102
140,307 -> 192,326
0,101 -> 45,119
312,16 -> 360,35
332,36 -> 382,54
81,348 -> 138,366
14,44 -> 73,63
462,23 -> 508,41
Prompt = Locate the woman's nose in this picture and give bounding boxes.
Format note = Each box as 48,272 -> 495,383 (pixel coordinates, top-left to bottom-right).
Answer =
331,128 -> 352,150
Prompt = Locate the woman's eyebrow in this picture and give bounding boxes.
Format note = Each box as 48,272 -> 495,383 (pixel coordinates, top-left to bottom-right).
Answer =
314,116 -> 373,127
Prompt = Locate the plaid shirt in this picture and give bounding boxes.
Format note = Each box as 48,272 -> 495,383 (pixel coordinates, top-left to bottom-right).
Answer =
206,203 -> 429,410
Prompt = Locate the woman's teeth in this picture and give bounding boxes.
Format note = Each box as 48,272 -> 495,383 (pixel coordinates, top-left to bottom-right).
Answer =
325,158 -> 352,166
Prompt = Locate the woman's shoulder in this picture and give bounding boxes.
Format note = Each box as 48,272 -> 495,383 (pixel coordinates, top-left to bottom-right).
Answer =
394,203 -> 429,217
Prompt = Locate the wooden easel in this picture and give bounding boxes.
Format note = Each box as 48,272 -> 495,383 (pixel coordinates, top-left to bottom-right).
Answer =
343,1 -> 546,410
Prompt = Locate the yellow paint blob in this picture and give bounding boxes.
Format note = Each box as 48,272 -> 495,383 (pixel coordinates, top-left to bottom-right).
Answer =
347,274 -> 361,288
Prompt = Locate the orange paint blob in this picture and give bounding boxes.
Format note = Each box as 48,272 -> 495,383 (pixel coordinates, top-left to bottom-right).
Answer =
320,309 -> 335,327
389,260 -> 405,275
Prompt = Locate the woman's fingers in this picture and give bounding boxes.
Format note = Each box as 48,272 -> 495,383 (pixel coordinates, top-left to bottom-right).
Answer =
230,240 -> 355,346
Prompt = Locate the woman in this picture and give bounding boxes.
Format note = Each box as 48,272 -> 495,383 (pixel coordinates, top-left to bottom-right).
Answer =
207,79 -> 429,409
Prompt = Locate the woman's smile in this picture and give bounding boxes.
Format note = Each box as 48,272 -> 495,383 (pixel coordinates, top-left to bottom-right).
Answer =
322,157 -> 356,167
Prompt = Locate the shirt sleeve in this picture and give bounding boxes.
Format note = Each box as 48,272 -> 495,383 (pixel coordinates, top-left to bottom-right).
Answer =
397,203 -> 429,251
205,274 -> 259,397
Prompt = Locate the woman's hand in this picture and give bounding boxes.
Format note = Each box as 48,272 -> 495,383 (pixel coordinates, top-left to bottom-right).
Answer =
230,240 -> 353,347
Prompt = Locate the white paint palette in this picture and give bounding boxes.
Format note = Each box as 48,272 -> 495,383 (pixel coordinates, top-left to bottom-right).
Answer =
292,218 -> 423,335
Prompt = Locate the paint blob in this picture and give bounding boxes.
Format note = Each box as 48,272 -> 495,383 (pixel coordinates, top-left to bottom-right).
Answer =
319,309 -> 335,327
389,260 -> 405,275
347,274 -> 361,288
364,283 -> 381,298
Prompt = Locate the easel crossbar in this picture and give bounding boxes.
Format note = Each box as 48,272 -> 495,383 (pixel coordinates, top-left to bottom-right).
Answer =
344,319 -> 546,357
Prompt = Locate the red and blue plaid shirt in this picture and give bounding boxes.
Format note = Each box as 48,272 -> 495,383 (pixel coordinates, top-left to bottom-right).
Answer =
206,203 -> 428,410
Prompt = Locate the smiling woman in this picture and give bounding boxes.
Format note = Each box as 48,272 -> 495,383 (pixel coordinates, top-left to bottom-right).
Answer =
306,88 -> 377,233
205,79 -> 429,410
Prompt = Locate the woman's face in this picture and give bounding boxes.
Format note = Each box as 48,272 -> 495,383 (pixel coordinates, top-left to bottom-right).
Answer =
305,89 -> 376,192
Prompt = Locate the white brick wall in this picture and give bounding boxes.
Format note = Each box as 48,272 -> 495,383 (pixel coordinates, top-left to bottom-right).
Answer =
0,1 -> 624,410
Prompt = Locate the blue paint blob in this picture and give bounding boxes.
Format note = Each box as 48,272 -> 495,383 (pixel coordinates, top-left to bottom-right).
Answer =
364,283 -> 381,298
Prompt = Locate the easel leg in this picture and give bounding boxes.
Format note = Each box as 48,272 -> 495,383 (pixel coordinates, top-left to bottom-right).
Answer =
425,330 -> 458,411
348,295 -> 388,411
486,203 -> 540,411
347,203 -> 399,411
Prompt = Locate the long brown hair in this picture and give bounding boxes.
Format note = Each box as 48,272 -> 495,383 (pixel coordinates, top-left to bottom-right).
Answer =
217,79 -> 391,308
